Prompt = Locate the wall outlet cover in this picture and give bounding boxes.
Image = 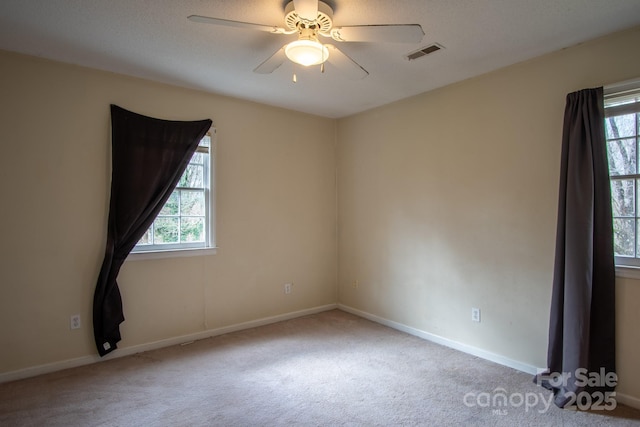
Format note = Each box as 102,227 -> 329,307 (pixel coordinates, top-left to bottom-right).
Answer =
70,314 -> 81,330
471,308 -> 481,323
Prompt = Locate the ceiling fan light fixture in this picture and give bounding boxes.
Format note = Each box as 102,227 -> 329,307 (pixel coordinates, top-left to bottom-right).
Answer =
285,40 -> 329,67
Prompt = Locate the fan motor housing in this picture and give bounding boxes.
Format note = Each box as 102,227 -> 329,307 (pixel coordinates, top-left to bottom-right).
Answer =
284,1 -> 333,34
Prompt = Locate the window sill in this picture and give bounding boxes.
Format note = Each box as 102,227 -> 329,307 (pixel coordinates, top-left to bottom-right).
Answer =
127,247 -> 218,261
615,265 -> 640,280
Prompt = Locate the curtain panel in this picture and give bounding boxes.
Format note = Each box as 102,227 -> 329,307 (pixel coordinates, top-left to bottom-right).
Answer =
93,105 -> 212,356
537,87 -> 616,408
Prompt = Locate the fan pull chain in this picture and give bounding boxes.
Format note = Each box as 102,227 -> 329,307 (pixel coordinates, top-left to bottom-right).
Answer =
293,63 -> 299,83
321,62 -> 324,73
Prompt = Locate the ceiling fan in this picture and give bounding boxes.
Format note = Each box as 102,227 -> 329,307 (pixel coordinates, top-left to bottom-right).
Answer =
188,0 -> 424,80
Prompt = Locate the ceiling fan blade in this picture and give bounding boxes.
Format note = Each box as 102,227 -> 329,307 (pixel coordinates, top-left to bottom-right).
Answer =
330,24 -> 424,43
253,46 -> 287,74
324,45 -> 368,80
293,0 -> 318,21
188,15 -> 290,34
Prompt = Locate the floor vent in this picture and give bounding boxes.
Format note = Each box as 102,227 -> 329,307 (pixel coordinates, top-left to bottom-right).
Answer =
406,43 -> 443,61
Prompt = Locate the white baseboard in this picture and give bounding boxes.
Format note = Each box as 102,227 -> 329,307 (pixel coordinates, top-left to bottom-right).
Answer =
338,304 -> 541,375
0,303 -> 338,384
616,392 -> 640,410
338,304 -> 640,410
6,302 -> 639,412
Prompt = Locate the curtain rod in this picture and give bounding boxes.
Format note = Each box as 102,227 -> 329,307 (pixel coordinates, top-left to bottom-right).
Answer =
604,77 -> 640,96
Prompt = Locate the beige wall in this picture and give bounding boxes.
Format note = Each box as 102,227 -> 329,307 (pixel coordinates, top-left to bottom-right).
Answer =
337,26 -> 640,400
1,26 -> 639,404
616,277 -> 640,400
0,51 -> 337,373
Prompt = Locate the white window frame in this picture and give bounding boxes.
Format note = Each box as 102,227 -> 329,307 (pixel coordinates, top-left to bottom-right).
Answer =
128,128 -> 217,260
604,79 -> 640,276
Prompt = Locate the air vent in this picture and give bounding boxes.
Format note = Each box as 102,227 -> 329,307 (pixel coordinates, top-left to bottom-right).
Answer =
406,43 -> 444,61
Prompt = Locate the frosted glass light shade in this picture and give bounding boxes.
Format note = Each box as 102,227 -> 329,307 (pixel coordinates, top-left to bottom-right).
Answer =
285,40 -> 329,66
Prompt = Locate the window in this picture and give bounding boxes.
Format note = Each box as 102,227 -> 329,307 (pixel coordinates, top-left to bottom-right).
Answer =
131,129 -> 216,256
605,82 -> 640,267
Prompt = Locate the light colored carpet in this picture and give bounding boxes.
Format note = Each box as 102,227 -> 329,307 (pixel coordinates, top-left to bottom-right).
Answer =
1,309 -> 639,426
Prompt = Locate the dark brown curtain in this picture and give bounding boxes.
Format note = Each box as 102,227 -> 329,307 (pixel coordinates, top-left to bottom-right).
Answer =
93,105 -> 212,356
536,87 -> 616,407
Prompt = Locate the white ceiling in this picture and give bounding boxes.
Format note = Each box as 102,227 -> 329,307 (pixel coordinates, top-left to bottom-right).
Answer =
1,0 -> 640,118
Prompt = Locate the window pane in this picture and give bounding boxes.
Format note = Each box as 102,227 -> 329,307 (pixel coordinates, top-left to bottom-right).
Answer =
606,114 -> 636,139
613,218 -> 635,256
190,152 -> 204,165
133,132 -> 212,253
159,192 -> 179,215
610,179 -> 635,217
607,138 -> 636,176
181,190 -> 205,216
181,218 -> 204,242
178,164 -> 204,188
138,228 -> 152,245
153,217 -> 179,243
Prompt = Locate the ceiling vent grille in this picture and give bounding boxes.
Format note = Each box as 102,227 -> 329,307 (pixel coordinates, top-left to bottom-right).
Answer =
406,44 -> 443,61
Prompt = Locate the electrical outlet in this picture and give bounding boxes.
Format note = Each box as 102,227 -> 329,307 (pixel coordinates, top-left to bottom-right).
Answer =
352,280 -> 359,288
284,283 -> 292,294
70,314 -> 81,330
471,308 -> 481,323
